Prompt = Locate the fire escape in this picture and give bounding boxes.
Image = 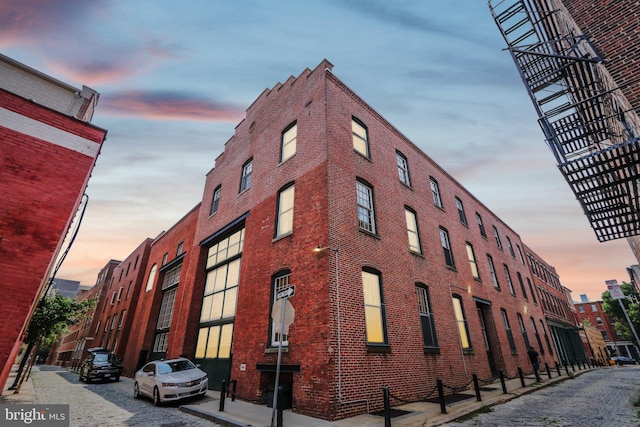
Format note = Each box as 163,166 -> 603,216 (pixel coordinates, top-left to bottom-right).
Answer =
488,0 -> 640,242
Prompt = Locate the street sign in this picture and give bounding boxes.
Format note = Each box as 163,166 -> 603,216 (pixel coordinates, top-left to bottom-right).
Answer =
276,285 -> 295,300
271,299 -> 295,331
606,279 -> 625,300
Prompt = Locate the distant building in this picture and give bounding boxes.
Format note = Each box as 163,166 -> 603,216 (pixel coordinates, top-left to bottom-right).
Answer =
0,53 -> 107,390
574,298 -> 638,360
48,278 -> 81,298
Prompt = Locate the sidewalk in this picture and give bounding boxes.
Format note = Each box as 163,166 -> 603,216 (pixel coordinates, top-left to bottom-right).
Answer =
3,363 -> 602,426
181,367 -> 600,427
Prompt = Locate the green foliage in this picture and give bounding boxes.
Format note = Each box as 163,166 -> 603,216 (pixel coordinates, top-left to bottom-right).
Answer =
25,293 -> 95,346
602,282 -> 640,347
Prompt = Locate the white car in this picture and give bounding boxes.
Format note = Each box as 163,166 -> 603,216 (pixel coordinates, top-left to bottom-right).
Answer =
134,358 -> 208,406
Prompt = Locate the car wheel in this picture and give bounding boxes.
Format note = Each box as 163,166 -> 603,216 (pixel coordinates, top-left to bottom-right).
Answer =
114,376 -> 120,382
153,387 -> 162,406
134,382 -> 141,399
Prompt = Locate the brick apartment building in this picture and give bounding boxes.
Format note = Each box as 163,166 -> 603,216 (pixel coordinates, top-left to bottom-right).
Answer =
47,260 -> 120,368
524,244 -> 586,364
575,297 -> 638,361
48,59 -> 583,420
124,204 -> 201,376
0,53 -> 107,390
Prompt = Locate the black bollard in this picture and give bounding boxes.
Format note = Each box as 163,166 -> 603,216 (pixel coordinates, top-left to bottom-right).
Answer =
564,363 -> 570,375
518,367 -> 525,387
555,362 -> 561,376
473,374 -> 481,402
219,380 -> 226,412
499,370 -> 507,394
545,363 -> 552,379
277,385 -> 284,427
437,379 -> 447,414
382,387 -> 391,427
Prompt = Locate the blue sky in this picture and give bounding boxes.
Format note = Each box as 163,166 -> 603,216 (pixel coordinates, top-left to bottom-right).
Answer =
3,0 -> 635,300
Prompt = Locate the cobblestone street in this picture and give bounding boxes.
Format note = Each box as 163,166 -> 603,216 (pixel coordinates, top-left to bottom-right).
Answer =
28,366 -> 220,427
445,366 -> 640,427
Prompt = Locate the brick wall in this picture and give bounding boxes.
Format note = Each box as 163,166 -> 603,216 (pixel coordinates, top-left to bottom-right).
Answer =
0,88 -> 106,390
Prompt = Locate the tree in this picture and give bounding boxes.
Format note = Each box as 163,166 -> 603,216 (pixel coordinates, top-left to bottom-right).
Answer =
602,282 -> 640,347
9,293 -> 95,391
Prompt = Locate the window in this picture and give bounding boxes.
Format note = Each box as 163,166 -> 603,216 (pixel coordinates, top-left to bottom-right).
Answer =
440,227 -> 455,268
200,258 -> 241,323
240,158 -> 253,192
578,305 -> 585,313
501,309 -> 516,353
144,264 -> 158,292
452,295 -> 471,350
276,184 -> 295,237
210,185 -> 221,215
162,253 -> 168,266
503,264 -> 515,295
466,243 -> 480,280
271,270 -> 291,346
455,197 -> 467,225
362,269 -> 387,345
492,226 -> 503,250
531,317 -> 544,354
516,244 -> 525,264
117,286 -> 124,301
281,122 -> 297,162
430,177 -> 443,208
416,284 -> 438,348
487,255 -> 500,289
352,117 -> 369,157
157,288 -> 177,330
517,314 -> 530,350
591,304 -> 598,312
396,151 -> 410,185
405,208 -> 422,254
176,241 -> 184,256
527,278 -> 537,303
506,237 -> 515,257
110,292 -> 117,305
596,316 -> 603,325
517,272 -> 528,299
476,213 -> 486,237
356,180 -> 376,233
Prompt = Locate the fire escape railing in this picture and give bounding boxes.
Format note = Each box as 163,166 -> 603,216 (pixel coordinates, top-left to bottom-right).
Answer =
488,0 -> 640,242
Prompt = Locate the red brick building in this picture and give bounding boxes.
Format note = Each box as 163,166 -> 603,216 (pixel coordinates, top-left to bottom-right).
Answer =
524,245 -> 587,364
183,60 -> 551,420
89,239 -> 152,367
47,260 -> 120,368
0,53 -> 107,390
124,204 -> 200,376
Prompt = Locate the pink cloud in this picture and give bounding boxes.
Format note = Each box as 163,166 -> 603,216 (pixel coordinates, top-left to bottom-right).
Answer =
45,58 -> 141,86
100,91 -> 245,122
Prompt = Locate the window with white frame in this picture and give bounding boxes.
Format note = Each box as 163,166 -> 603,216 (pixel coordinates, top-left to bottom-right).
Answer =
476,213 -> 486,237
466,243 -> 480,280
456,197 -> 467,225
210,185 -> 221,215
501,309 -> 516,352
352,117 -> 369,157
452,295 -> 471,350
276,184 -> 295,238
405,207 -> 421,254
440,227 -> 455,268
356,179 -> 376,233
503,264 -> 515,295
487,255 -> 500,289
362,268 -> 387,345
416,284 -> 438,348
281,122 -> 297,162
506,237 -> 515,257
430,177 -> 443,208
271,270 -> 291,346
396,151 -> 410,185
493,225 -> 503,250
240,158 -> 253,192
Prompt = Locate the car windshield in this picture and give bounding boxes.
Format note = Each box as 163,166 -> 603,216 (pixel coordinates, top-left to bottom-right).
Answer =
157,360 -> 196,375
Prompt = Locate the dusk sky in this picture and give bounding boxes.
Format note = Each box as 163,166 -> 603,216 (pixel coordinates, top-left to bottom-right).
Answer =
3,0 -> 636,301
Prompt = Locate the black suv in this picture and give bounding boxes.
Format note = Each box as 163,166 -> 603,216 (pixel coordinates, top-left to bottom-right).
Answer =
79,348 -> 123,383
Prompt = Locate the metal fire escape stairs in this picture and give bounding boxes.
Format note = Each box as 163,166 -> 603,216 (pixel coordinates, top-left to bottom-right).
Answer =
488,0 -> 640,242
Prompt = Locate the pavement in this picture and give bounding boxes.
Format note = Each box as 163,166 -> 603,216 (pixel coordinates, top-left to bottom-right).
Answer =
2,363 -> 604,427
